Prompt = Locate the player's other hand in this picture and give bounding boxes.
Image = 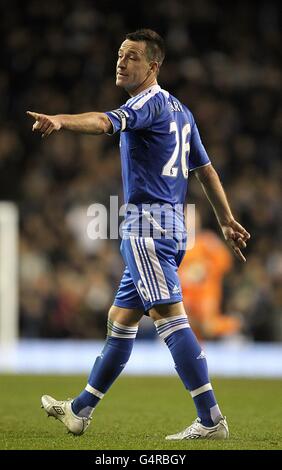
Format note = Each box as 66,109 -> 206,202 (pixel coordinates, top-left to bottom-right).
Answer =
26,111 -> 62,138
221,219 -> 251,262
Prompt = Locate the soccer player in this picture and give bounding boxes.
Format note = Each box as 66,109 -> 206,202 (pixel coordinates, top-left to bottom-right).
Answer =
27,29 -> 250,440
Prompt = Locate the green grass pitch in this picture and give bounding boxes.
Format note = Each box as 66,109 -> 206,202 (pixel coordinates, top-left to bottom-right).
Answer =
0,375 -> 281,450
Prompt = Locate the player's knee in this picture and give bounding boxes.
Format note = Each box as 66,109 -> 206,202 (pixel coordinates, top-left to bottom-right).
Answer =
108,306 -> 120,323
149,301 -> 187,321
108,305 -> 142,327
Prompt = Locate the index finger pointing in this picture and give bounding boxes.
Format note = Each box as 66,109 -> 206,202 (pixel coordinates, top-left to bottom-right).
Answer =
26,111 -> 41,120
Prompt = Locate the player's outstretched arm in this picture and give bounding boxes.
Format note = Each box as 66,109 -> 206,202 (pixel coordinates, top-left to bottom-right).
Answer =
195,164 -> 251,262
26,111 -> 112,138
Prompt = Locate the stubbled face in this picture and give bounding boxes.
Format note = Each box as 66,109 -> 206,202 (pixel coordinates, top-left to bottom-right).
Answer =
116,40 -> 152,94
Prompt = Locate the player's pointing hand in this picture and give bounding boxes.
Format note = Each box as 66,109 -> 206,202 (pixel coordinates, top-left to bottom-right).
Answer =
26,111 -> 62,138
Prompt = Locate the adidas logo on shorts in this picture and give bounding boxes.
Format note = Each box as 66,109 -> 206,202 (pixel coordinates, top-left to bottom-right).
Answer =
172,285 -> 180,294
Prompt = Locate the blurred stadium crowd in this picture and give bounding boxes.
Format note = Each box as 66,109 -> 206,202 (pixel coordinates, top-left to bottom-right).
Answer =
1,0 -> 281,341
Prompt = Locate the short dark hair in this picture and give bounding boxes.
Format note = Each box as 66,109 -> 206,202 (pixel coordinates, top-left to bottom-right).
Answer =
126,29 -> 165,68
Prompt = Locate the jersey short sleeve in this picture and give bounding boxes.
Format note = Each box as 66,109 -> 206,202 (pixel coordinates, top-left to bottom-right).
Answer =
105,91 -> 166,134
189,115 -> 211,171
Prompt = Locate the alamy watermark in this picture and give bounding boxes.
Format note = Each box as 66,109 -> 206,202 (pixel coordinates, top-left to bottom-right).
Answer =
86,196 -> 196,250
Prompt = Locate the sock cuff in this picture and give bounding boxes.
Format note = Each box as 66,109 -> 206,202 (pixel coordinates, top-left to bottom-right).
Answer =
107,319 -> 138,339
85,384 -> 105,399
190,382 -> 212,398
154,314 -> 190,340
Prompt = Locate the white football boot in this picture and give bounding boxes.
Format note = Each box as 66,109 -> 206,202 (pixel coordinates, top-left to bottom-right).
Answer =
41,395 -> 91,436
166,417 -> 229,440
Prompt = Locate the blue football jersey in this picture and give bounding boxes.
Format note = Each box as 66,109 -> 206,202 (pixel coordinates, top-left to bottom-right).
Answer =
106,84 -> 211,235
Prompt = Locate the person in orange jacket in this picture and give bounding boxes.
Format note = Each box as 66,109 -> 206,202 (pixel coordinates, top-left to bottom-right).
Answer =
179,210 -> 241,339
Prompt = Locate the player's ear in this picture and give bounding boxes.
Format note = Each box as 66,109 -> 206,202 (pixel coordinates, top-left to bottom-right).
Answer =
150,62 -> 159,75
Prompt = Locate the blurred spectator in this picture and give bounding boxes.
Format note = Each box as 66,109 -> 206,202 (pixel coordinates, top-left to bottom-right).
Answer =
179,211 -> 240,340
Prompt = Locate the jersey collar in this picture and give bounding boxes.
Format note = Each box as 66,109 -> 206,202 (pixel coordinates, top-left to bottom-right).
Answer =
126,84 -> 161,105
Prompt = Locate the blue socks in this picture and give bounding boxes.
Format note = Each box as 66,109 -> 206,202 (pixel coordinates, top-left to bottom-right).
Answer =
72,313 -> 222,426
72,320 -> 138,418
154,314 -> 222,427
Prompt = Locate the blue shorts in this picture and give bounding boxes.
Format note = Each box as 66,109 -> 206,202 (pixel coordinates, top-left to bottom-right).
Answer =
114,235 -> 187,313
